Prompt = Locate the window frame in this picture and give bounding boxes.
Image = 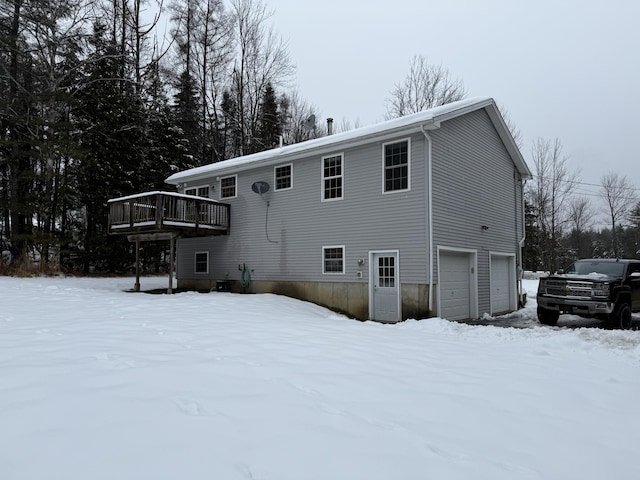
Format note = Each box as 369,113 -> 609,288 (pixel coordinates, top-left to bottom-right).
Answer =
184,185 -> 210,198
194,251 -> 209,274
220,174 -> 238,199
274,163 -> 293,191
321,153 -> 344,202
322,245 -> 346,275
382,138 -> 411,194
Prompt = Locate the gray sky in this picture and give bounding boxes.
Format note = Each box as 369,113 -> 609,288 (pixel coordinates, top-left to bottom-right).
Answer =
265,0 -> 640,223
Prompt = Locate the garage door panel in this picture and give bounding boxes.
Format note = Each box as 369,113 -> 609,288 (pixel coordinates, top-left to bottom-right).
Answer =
491,256 -> 511,314
440,253 -> 471,321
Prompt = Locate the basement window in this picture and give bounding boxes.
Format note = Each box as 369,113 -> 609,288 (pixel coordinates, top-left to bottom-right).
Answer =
323,246 -> 345,274
195,252 -> 209,274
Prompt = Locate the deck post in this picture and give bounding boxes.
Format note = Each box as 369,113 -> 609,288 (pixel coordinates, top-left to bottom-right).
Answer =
134,240 -> 140,292
168,236 -> 175,294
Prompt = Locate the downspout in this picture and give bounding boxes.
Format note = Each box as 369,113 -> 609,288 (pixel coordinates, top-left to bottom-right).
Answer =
516,172 -> 527,306
421,125 -> 436,314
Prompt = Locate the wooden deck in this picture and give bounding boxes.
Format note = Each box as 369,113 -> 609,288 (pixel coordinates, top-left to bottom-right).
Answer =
108,191 -> 230,237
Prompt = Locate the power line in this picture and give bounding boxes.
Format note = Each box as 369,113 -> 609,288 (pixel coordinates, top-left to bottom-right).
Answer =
529,175 -> 640,192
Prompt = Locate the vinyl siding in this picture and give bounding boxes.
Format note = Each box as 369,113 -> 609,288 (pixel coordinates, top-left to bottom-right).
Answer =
431,109 -> 523,314
178,133 -> 430,286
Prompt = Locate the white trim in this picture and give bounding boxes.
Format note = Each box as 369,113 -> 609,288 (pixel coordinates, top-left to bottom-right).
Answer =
322,245 -> 346,274
321,153 -> 344,202
381,138 -> 411,194
220,174 -> 238,199
489,251 -> 517,315
194,251 -> 209,274
437,246 -> 478,320
368,249 -> 401,322
274,163 -> 293,191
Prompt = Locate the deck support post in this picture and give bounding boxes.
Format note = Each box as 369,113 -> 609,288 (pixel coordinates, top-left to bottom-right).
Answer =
168,236 -> 175,294
134,240 -> 141,292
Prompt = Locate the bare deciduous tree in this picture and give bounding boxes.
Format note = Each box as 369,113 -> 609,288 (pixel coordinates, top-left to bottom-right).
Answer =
526,138 -> 579,270
229,0 -> 294,155
600,172 -> 637,257
385,54 -> 466,119
566,196 -> 594,258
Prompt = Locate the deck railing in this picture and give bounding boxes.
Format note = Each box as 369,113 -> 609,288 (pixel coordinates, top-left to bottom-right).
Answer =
108,191 -> 230,235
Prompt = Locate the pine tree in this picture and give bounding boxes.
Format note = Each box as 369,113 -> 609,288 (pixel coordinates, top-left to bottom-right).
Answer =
257,82 -> 281,151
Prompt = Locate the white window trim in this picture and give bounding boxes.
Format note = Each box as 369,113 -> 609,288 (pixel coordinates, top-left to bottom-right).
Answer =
220,174 -> 238,199
381,138 -> 411,194
274,163 -> 293,191
322,245 -> 346,275
321,153 -> 344,202
194,251 -> 209,274
184,184 -> 211,197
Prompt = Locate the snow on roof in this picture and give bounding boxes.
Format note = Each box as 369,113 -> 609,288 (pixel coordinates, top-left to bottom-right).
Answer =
166,97 -> 530,185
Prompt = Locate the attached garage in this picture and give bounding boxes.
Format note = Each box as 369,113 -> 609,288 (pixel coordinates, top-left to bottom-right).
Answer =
438,250 -> 477,321
490,253 -> 516,315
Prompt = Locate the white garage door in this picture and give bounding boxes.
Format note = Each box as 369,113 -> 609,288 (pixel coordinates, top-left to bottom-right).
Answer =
439,252 -> 471,321
491,256 -> 511,314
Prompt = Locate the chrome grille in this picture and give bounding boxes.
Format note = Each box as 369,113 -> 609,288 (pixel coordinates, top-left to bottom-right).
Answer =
543,279 -> 594,297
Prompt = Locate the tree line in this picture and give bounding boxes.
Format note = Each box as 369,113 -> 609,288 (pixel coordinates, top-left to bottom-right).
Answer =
524,138 -> 640,272
0,0 -> 328,273
2,1 -> 636,276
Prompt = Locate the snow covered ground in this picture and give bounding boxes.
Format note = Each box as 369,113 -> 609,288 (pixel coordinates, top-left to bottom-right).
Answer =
1,276 -> 639,480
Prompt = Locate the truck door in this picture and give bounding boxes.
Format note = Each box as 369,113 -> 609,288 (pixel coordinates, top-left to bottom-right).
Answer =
628,264 -> 640,311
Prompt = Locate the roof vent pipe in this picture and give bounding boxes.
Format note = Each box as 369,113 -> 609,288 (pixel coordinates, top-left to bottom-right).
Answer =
327,118 -> 333,135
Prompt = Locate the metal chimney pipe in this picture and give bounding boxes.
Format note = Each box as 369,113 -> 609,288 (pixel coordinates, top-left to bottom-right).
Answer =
327,117 -> 334,135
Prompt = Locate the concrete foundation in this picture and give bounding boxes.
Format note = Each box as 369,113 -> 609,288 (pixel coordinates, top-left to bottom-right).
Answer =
176,278 -> 432,321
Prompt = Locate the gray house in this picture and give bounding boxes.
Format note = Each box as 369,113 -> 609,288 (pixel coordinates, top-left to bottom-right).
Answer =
110,97 -> 531,322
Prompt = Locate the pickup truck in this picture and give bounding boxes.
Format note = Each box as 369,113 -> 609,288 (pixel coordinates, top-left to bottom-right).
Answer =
536,258 -> 640,329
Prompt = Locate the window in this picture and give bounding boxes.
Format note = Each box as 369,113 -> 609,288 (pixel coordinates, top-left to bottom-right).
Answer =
322,154 -> 343,201
220,175 -> 237,198
195,252 -> 209,274
383,140 -> 410,192
378,256 -> 396,287
184,186 -> 209,197
275,164 -> 293,191
323,246 -> 345,274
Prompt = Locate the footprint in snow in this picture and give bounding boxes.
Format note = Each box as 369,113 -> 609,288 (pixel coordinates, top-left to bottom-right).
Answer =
174,397 -> 201,416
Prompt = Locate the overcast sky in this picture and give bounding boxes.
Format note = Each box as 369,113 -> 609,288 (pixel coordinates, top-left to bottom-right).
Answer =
263,0 -> 640,222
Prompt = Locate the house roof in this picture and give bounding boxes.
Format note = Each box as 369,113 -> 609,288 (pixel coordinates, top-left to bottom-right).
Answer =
165,97 -> 532,185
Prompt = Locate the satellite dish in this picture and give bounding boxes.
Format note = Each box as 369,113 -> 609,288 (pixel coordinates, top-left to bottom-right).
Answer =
251,181 -> 270,195
303,114 -> 316,133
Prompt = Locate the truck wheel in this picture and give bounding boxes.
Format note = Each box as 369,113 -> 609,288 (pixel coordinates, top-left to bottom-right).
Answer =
613,303 -> 632,330
537,307 -> 559,326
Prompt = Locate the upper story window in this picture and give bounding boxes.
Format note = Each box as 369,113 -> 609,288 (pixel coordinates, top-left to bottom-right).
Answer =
185,186 -> 210,197
383,139 -> 410,193
322,154 -> 343,201
220,175 -> 237,199
275,164 -> 293,191
323,246 -> 345,274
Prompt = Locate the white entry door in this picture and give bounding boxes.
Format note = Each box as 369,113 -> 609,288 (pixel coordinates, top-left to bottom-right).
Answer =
371,252 -> 400,322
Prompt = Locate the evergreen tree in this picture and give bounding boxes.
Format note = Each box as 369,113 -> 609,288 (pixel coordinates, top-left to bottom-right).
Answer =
256,82 -> 281,151
73,22 -> 146,273
173,68 -> 203,167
